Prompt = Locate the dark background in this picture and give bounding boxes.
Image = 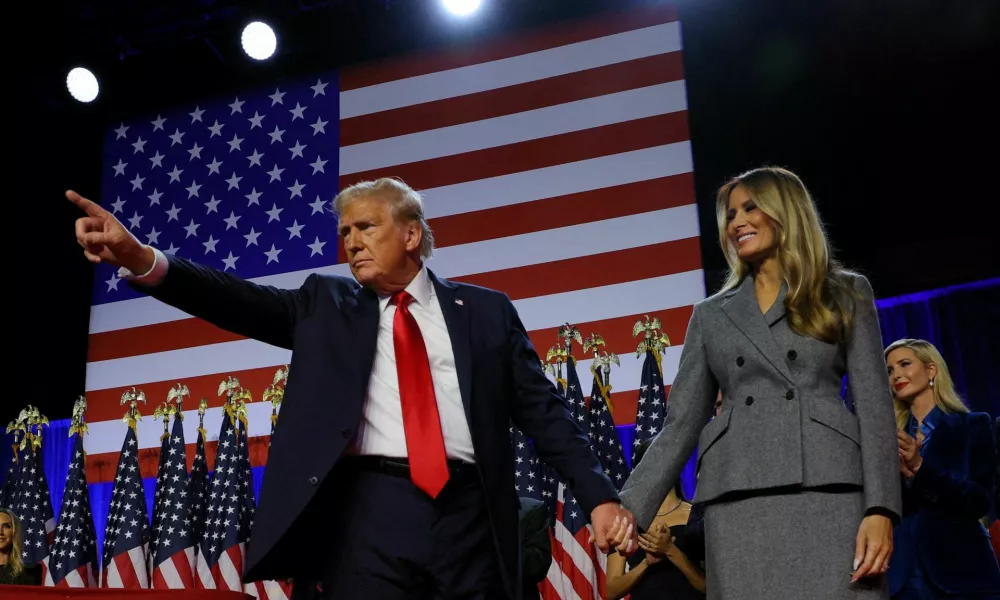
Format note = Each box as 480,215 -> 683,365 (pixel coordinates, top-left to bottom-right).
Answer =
13,0 -> 999,425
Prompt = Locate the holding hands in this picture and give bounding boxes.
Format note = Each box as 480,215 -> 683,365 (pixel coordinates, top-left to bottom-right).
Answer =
590,502 -> 639,556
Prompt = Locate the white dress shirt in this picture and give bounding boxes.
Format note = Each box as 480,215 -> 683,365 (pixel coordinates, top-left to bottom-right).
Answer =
353,266 -> 475,462
124,251 -> 476,463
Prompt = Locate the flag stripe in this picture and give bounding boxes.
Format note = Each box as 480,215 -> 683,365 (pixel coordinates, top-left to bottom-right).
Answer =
340,81 -> 687,175
339,24 -> 680,119
338,5 -> 678,92
340,52 -> 685,146
339,111 -> 690,190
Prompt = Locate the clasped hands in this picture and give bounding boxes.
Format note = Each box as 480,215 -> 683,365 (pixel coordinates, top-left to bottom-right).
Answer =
588,502 -> 639,555
897,429 -> 922,478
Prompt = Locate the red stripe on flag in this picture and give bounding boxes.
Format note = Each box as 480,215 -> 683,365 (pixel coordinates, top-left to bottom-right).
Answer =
339,5 -> 679,90
339,111 -> 691,192
341,52 -> 685,146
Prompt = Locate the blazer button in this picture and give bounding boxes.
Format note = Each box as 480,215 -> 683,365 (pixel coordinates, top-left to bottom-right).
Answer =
745,396 -> 754,406
787,349 -> 797,360
308,476 -> 319,485
785,390 -> 795,400
341,428 -> 352,439
736,357 -> 745,367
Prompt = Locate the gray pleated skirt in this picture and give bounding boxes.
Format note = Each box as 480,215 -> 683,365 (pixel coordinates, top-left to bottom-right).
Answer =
703,488 -> 889,600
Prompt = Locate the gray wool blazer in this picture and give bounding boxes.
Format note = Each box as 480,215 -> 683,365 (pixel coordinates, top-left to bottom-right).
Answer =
620,272 -> 902,529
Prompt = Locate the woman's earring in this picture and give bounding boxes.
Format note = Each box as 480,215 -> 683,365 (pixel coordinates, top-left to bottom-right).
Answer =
929,378 -> 935,388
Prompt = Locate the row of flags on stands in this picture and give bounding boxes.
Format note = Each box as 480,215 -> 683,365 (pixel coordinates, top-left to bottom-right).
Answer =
515,318 -> 672,600
1,370 -> 290,599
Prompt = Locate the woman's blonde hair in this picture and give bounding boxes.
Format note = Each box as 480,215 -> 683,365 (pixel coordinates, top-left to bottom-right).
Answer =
885,338 -> 968,430
0,507 -> 25,576
716,166 -> 857,344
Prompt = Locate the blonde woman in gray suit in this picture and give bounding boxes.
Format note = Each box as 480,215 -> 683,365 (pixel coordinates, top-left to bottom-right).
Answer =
608,166 -> 902,599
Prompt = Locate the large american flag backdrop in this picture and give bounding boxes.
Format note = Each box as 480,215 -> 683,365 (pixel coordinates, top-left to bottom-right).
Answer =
76,3 -> 705,587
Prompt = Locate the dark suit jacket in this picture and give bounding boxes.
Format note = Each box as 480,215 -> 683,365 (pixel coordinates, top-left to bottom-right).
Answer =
135,255 -> 618,599
518,497 -> 551,600
888,410 -> 1000,596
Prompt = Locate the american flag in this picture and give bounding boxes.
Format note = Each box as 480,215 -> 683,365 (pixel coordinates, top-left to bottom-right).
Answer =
585,365 -> 631,490
150,411 -> 197,588
189,410 -> 210,553
46,433 -> 98,588
632,349 -> 668,460
0,438 -> 20,509
541,356 -> 606,600
100,419 -> 151,588
147,413 -> 171,574
511,426 -> 546,502
196,400 -> 246,590
14,443 -> 56,579
78,6 -> 703,597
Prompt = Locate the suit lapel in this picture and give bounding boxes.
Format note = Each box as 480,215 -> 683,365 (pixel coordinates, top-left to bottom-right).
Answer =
348,285 -> 380,384
721,276 -> 794,382
429,270 -> 474,424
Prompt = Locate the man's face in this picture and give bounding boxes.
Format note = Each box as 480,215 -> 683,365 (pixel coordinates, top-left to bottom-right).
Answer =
338,195 -> 420,291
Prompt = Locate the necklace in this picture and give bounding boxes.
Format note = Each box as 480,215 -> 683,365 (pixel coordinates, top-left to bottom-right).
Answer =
655,498 -> 683,517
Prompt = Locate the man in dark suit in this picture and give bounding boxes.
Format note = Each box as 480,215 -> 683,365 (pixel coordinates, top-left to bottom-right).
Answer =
518,497 -> 551,600
67,178 -> 637,600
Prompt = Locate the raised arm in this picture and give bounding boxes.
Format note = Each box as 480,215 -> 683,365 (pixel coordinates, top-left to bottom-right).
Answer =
68,190 -> 311,349
619,304 -> 717,530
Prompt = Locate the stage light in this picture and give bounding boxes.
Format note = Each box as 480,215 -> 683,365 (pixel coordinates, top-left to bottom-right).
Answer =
442,0 -> 482,17
66,67 -> 99,103
242,21 -> 277,60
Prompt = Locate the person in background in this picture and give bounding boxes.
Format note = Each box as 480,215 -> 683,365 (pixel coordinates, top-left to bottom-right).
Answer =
885,338 -> 1000,599
518,496 -> 551,600
612,166 -> 900,599
607,438 -> 706,600
0,508 -> 39,586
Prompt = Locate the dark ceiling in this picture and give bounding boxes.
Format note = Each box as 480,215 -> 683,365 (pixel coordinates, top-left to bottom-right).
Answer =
12,0 -> 1000,425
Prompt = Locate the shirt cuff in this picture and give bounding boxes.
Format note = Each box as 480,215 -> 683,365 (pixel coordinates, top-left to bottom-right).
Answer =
118,247 -> 169,286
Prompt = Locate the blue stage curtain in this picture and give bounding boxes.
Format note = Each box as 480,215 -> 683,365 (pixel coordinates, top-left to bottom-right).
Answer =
876,277 -> 1000,419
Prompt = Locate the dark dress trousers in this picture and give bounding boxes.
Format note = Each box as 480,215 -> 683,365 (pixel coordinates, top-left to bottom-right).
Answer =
518,497 -> 551,600
888,409 -> 1000,598
133,255 -> 618,599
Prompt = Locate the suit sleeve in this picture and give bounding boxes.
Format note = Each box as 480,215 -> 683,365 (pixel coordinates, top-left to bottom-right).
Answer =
911,413 -> 995,520
503,296 -> 620,515
619,304 -> 717,530
129,253 -> 314,350
846,274 -> 903,522
522,502 -> 552,584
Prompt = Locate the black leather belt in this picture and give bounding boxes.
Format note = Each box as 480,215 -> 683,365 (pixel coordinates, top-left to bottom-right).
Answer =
344,455 -> 478,479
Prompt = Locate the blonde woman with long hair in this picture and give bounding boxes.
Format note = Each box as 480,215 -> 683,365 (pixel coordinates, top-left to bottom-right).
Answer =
884,338 -> 1000,599
612,166 -> 901,600
0,507 -> 33,586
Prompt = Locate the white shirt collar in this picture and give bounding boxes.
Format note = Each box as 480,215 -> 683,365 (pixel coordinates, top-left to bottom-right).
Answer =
377,265 -> 433,313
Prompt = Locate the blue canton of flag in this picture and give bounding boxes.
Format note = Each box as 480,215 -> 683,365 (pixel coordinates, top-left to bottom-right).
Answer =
587,371 -> 630,491
95,75 -> 341,304
511,426 -> 545,502
151,413 -> 196,588
45,433 -> 97,587
189,424 -> 210,553
47,434 -> 98,587
197,408 -> 245,588
15,444 -> 55,568
101,425 -> 151,588
632,350 -> 667,461
564,357 -> 589,437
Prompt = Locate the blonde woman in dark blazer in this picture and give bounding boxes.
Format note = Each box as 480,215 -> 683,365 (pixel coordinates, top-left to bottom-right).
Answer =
608,167 -> 902,599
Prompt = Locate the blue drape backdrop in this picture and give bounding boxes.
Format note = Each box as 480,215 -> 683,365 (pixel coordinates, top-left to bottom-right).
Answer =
2,277 -> 995,567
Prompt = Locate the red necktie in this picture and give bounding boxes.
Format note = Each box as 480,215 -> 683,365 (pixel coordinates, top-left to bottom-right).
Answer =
391,290 -> 450,498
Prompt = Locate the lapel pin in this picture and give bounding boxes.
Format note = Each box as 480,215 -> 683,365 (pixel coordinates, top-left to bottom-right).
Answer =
455,299 -> 464,306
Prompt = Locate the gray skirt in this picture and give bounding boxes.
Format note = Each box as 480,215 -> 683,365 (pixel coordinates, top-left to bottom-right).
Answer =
703,488 -> 888,600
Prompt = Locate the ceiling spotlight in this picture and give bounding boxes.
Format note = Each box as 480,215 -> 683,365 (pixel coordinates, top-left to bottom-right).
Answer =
66,67 -> 99,103
442,0 -> 482,17
242,21 -> 277,60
